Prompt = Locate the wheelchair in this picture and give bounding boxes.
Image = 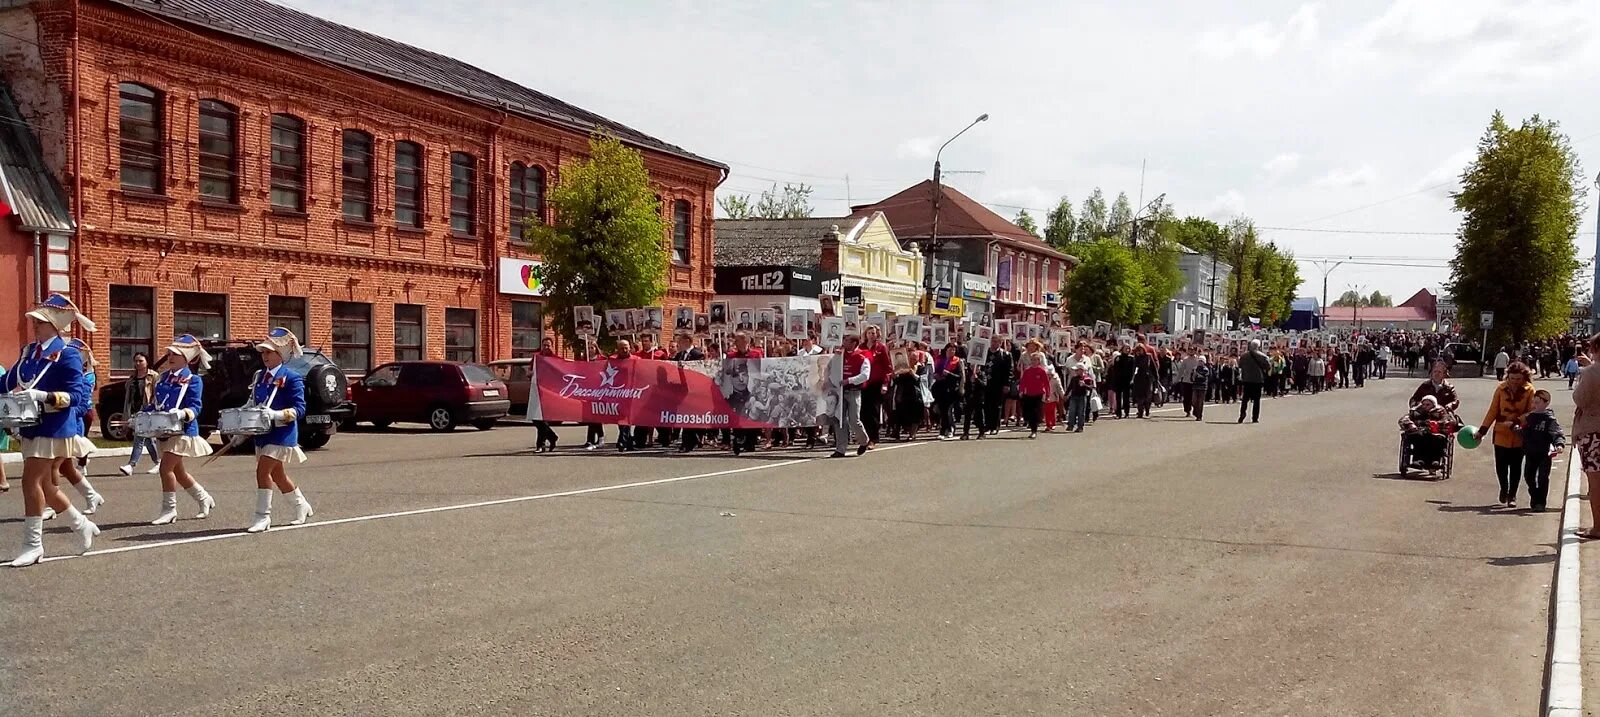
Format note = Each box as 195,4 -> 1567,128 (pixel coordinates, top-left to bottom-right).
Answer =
1399,415 -> 1458,479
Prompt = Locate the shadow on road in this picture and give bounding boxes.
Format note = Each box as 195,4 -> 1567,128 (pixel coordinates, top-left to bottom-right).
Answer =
113,527 -> 239,542
1484,552 -> 1556,567
1372,471 -> 1447,482
1433,501 -> 1541,517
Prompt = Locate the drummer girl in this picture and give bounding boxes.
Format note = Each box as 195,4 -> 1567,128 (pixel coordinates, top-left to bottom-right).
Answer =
3,293 -> 101,566
50,337 -> 106,516
143,334 -> 217,525
246,327 -> 314,533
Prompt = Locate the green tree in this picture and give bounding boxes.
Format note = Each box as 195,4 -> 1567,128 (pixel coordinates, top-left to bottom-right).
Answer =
1448,112 -> 1585,343
718,193 -> 753,219
1014,209 -> 1040,237
525,135 -> 670,349
1078,188 -> 1108,240
1367,290 -> 1393,308
717,182 -> 815,219
1065,239 -> 1145,325
1044,197 -> 1076,250
1332,290 -> 1365,307
1131,239 -> 1184,324
1107,192 -> 1134,241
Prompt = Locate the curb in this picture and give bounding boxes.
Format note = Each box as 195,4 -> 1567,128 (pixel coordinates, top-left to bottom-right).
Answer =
1,446 -> 132,467
1546,451 -> 1584,716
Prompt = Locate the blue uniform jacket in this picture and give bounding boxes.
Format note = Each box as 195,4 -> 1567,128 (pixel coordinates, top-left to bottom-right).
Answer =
148,368 -> 203,438
251,368 -> 305,448
3,337 -> 91,439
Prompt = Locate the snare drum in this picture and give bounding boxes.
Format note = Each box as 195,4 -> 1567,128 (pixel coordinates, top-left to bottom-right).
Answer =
0,393 -> 41,429
218,406 -> 276,436
132,410 -> 184,438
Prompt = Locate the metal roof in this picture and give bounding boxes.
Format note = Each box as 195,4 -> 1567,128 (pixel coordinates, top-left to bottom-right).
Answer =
109,0 -> 726,172
0,80 -> 73,234
713,217 -> 845,267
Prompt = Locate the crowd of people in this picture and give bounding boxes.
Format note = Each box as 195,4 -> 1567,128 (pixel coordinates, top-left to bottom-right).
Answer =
2,294 -> 313,566
546,323 -> 1414,459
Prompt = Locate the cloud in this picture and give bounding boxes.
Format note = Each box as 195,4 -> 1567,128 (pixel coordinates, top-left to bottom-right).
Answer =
1197,4 -> 1320,59
1312,165 -> 1379,188
1261,153 -> 1302,178
1203,190 -> 1246,220
896,137 -> 938,160
1345,0 -> 1600,91
1416,148 -> 1474,197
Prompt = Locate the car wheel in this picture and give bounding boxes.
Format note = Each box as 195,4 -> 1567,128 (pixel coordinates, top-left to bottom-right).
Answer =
427,406 -> 457,432
471,419 -> 497,431
339,418 -> 359,431
301,428 -> 332,450
101,411 -> 131,441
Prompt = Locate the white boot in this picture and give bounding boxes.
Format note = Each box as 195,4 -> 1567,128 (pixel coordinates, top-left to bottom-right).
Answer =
10,516 -> 43,567
245,489 -> 272,533
186,484 -> 215,519
150,491 -> 178,526
118,463 -> 134,476
41,506 -> 55,521
60,507 -> 98,555
73,479 -> 104,515
286,488 -> 314,526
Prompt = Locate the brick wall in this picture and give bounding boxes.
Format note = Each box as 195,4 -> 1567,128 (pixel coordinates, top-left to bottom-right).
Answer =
3,1 -> 720,373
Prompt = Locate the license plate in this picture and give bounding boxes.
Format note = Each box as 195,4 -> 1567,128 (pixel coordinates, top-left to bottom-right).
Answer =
305,414 -> 331,424
482,389 -> 500,397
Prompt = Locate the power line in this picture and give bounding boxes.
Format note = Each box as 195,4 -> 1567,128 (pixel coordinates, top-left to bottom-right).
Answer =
1258,226 -> 1456,236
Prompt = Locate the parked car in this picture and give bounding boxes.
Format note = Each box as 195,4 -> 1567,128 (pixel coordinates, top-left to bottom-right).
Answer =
348,361 -> 510,431
97,341 -> 356,450
1442,342 -> 1485,379
487,358 -> 533,416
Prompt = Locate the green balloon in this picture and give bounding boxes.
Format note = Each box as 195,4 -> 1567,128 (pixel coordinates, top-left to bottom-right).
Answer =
1457,425 -> 1481,449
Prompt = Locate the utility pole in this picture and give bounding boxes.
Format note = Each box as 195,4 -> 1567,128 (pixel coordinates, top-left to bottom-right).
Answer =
1312,259 -> 1345,330
924,113 -> 989,314
1591,172 -> 1600,333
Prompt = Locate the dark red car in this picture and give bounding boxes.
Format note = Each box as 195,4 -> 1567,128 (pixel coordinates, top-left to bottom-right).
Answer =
348,361 -> 510,431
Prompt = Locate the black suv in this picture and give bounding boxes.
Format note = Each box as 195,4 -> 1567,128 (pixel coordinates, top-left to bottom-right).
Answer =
97,341 -> 357,450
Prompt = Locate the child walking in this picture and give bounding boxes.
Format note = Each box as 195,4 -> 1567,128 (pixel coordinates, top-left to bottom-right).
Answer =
1519,389 -> 1565,512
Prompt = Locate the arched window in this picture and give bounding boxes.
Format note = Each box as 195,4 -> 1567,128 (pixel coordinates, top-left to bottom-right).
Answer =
671,199 -> 692,264
118,82 -> 163,193
449,152 -> 476,235
393,141 -> 423,228
269,114 -> 306,211
197,99 -> 237,202
340,129 -> 373,221
508,162 -> 545,239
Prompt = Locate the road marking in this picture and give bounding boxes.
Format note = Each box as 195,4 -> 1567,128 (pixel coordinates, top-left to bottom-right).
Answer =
36,458 -> 818,564
1545,450 -> 1584,716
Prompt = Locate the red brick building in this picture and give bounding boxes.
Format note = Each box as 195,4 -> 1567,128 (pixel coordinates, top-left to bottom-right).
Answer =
850,180 -> 1075,324
0,0 -> 725,375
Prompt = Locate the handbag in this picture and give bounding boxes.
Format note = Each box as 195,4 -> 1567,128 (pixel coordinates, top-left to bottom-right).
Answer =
1090,394 -> 1104,412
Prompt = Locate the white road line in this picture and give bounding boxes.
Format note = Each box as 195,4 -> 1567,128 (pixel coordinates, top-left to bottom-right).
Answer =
1546,450 -> 1584,717
36,458 -> 816,564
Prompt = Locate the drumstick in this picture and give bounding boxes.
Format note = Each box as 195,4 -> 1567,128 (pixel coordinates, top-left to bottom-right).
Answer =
200,434 -> 250,468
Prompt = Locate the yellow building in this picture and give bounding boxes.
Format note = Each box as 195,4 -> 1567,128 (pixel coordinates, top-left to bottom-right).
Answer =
831,212 -> 924,315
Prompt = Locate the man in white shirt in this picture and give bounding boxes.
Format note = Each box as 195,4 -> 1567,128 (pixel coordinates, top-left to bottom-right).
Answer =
832,333 -> 874,458
1377,344 -> 1392,380
1494,348 -> 1511,381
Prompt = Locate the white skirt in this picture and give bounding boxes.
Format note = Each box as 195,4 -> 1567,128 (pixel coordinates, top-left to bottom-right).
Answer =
256,444 -> 306,465
20,436 -> 93,460
159,435 -> 214,458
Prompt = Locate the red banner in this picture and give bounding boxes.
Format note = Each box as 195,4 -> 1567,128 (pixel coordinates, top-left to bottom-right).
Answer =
526,355 -> 838,429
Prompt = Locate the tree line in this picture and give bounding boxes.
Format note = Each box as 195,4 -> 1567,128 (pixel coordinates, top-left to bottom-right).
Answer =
1016,190 -> 1300,329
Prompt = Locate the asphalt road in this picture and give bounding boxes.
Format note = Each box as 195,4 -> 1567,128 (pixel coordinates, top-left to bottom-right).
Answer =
0,373 -> 1566,716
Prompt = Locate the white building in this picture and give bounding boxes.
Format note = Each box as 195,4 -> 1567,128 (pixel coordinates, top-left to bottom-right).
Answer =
1162,247 -> 1233,332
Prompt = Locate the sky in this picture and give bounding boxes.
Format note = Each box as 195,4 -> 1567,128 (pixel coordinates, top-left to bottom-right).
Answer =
283,0 -> 1600,303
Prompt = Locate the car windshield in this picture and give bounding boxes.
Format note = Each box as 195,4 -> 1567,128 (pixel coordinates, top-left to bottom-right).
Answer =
460,363 -> 497,384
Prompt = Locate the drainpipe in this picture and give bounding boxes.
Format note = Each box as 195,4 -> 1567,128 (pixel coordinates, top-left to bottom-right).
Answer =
32,233 -> 42,303
487,110 -> 505,361
70,0 -> 82,292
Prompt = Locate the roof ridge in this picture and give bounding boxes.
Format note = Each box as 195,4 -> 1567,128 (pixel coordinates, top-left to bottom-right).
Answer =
113,0 -> 724,170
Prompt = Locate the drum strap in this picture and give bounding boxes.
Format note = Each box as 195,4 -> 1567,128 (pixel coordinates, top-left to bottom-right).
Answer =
18,344 -> 52,392
158,374 -> 190,415
247,371 -> 282,411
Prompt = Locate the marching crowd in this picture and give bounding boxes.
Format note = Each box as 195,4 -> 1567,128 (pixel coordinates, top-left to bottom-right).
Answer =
1,293 -> 313,567
545,323 -> 1406,459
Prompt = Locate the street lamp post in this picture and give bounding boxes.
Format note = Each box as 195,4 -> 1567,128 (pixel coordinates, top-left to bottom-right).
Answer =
924,113 -> 988,314
1347,282 -> 1368,335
